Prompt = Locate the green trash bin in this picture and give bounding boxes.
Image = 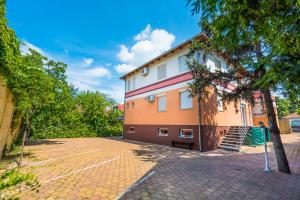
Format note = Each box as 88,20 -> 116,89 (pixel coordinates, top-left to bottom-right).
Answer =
264,128 -> 271,142
244,127 -> 271,146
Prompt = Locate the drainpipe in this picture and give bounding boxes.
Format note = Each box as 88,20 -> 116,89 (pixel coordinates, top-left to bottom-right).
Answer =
197,95 -> 203,152
122,80 -> 126,139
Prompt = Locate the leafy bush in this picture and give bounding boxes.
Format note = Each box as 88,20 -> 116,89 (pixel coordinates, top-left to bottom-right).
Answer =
0,168 -> 40,199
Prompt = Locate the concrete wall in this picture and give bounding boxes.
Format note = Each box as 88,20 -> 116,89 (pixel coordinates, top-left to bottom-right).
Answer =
0,77 -> 17,158
279,118 -> 291,134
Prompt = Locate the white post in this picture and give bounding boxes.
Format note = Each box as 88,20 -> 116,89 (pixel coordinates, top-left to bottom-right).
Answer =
263,128 -> 272,173
258,121 -> 271,173
261,125 -> 272,173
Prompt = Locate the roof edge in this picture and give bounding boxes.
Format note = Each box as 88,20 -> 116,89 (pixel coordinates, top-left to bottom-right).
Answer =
119,33 -> 208,80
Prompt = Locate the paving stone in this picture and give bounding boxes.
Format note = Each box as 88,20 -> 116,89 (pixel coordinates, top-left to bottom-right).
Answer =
3,134 -> 299,199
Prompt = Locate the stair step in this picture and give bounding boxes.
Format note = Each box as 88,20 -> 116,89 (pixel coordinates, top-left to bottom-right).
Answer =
224,135 -> 241,139
219,145 -> 240,151
220,142 -> 240,147
226,133 -> 242,136
221,139 -> 241,144
219,126 -> 250,152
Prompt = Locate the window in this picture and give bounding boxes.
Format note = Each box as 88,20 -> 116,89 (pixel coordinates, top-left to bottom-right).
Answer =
157,64 -> 167,80
158,128 -> 168,136
214,58 -> 221,71
157,95 -> 166,112
179,129 -> 193,139
131,102 -> 135,108
128,127 -> 135,133
126,79 -> 131,91
131,77 -> 136,90
217,95 -> 223,111
126,103 -> 129,109
194,51 -> 202,63
178,56 -> 188,72
180,90 -> 193,109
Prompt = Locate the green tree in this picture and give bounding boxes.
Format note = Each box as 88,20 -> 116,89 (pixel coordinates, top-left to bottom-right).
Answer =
186,0 -> 299,173
1,0 -> 123,145
75,91 -> 123,137
276,97 -> 300,118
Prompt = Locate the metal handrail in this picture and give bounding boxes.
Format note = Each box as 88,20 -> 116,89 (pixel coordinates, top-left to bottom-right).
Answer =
239,126 -> 250,146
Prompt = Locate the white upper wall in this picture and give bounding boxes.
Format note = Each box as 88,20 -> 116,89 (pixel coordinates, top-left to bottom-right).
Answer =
125,47 -> 230,92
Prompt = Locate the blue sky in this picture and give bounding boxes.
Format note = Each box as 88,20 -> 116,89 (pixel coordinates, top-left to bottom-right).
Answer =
7,0 -> 200,102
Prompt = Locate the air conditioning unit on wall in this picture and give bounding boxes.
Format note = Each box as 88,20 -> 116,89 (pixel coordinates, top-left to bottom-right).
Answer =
146,95 -> 155,102
141,67 -> 149,76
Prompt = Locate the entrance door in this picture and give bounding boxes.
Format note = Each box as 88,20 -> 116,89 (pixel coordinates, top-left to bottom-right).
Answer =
240,104 -> 247,126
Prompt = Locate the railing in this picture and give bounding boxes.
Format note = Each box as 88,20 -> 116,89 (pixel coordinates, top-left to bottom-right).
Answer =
238,126 -> 250,146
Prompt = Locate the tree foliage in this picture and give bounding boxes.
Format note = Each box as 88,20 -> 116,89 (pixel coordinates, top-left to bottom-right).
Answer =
75,92 -> 123,137
0,0 -> 123,141
186,0 -> 299,101
186,0 -> 299,173
276,97 -> 300,118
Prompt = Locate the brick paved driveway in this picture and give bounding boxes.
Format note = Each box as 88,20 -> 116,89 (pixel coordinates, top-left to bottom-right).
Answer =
16,134 -> 300,199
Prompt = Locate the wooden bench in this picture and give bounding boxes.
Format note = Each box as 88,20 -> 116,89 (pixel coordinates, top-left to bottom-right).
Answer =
171,140 -> 194,150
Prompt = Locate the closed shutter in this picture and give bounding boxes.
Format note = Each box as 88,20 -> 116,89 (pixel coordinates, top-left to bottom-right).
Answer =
158,95 -> 167,112
180,91 -> 193,109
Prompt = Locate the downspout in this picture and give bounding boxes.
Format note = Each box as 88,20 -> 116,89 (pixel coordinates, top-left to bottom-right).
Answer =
122,80 -> 126,139
197,95 -> 203,152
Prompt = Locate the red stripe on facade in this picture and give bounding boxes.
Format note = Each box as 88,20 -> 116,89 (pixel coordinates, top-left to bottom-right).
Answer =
125,72 -> 193,98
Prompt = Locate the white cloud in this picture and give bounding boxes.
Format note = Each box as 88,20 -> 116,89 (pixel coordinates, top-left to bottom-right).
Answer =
115,24 -> 175,74
117,45 -> 133,63
83,58 -> 94,66
100,84 -> 125,103
134,24 -> 152,41
84,67 -> 110,77
21,41 -> 47,56
67,66 -> 111,91
20,40 -> 122,102
115,64 -> 135,74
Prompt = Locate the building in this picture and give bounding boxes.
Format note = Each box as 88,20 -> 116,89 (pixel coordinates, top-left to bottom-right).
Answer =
283,113 -> 300,133
252,91 -> 279,127
120,34 -> 253,151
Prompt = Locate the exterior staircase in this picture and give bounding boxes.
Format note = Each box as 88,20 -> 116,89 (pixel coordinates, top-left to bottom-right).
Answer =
219,126 -> 250,151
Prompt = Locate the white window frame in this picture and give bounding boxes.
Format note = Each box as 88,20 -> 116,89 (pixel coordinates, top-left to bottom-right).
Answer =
158,128 -> 168,136
157,63 -> 167,80
131,76 -> 136,90
178,55 -> 188,73
128,127 -> 135,133
179,90 -> 193,109
126,79 -> 131,91
217,95 -> 224,111
157,95 -> 167,112
179,129 -> 193,139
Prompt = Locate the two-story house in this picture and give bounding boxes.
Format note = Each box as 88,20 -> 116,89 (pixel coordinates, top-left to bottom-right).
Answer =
120,34 -> 253,151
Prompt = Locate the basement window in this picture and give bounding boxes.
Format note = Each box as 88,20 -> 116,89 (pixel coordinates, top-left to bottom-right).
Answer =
128,127 -> 135,133
158,128 -> 168,136
179,129 -> 193,139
